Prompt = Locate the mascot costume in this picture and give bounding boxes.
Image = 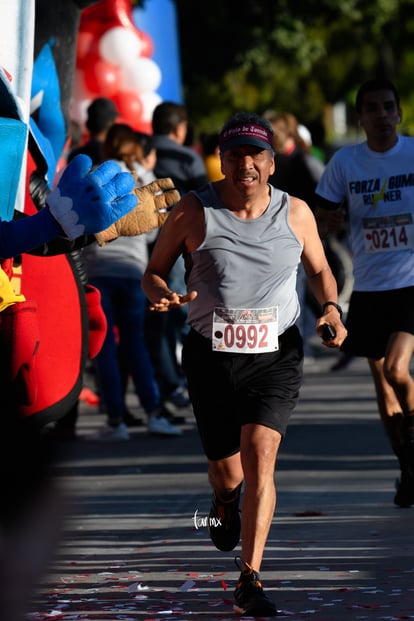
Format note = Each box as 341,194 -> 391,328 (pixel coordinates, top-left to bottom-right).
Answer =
0,2 -> 178,618
2,0 -> 177,426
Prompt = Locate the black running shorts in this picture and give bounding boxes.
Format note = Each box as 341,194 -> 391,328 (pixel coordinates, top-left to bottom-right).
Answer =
341,286 -> 414,360
182,325 -> 303,461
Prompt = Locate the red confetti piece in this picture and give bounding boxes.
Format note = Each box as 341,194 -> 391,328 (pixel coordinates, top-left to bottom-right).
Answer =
221,580 -> 227,591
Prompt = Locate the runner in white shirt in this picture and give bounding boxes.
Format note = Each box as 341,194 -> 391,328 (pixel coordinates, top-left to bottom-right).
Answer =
315,78 -> 414,508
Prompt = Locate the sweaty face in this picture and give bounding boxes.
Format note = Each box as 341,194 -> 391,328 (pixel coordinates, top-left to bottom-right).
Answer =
221,145 -> 275,189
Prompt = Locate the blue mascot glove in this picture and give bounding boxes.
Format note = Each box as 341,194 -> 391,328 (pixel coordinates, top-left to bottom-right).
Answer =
47,154 -> 137,239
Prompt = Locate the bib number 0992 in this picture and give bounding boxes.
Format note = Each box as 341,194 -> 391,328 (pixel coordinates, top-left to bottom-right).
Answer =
224,323 -> 268,350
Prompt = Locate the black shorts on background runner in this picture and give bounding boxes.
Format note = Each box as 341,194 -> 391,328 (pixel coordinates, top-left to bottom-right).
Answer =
341,286 -> 414,359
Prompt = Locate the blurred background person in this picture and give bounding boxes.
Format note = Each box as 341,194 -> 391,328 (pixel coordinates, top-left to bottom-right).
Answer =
151,101 -> 208,195
67,97 -> 118,166
135,131 -> 157,185
200,131 -> 224,181
307,119 -> 330,164
264,110 -> 325,366
146,101 -> 209,419
84,123 -> 182,439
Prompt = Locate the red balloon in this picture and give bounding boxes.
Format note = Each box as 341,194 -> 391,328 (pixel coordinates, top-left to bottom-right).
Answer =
113,90 -> 143,128
137,30 -> 154,58
81,0 -> 135,31
76,31 -> 97,67
84,58 -> 121,97
133,119 -> 153,134
77,44 -> 100,72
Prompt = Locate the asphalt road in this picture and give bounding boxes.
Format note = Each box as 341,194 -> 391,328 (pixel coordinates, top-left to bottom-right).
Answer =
28,348 -> 414,620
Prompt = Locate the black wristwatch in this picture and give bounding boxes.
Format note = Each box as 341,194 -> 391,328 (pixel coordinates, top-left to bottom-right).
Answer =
322,301 -> 343,319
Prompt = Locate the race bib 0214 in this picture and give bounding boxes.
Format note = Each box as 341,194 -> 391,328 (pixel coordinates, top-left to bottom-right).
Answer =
362,213 -> 414,253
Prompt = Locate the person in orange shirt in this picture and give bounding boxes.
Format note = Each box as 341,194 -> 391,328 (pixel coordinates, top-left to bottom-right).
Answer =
200,132 -> 224,181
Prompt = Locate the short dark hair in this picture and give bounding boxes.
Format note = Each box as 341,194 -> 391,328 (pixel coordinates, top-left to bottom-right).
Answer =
152,101 -> 187,135
135,131 -> 154,158
200,132 -> 220,156
355,78 -> 400,113
86,97 -> 118,134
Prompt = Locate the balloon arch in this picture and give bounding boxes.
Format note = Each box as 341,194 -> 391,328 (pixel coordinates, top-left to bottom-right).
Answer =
71,0 -> 181,135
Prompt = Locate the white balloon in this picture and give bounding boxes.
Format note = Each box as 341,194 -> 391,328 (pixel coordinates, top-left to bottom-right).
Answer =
120,57 -> 162,94
139,91 -> 162,122
99,26 -> 142,66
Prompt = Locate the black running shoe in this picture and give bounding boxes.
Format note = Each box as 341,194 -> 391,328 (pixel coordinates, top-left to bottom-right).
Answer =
394,470 -> 414,507
208,484 -> 242,552
233,557 -> 279,617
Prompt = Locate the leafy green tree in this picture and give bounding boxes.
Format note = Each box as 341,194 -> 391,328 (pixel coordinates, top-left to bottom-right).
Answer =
171,0 -> 414,138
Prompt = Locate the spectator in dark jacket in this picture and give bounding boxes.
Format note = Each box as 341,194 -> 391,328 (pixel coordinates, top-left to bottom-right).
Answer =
146,102 -> 209,419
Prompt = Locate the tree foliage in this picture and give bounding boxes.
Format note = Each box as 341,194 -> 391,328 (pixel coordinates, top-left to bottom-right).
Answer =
170,0 -> 414,138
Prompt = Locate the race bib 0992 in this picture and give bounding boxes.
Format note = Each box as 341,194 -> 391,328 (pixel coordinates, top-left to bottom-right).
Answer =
212,306 -> 279,353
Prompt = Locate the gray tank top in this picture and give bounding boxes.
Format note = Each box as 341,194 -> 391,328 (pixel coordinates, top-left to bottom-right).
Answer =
185,183 -> 303,340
